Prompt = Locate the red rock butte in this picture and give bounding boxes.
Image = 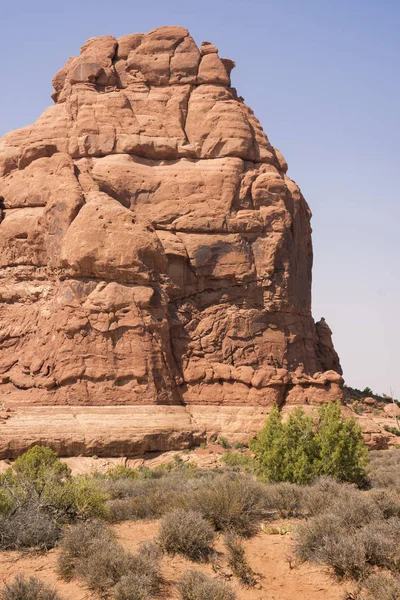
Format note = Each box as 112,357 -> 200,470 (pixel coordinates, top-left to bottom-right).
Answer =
0,26 -> 343,457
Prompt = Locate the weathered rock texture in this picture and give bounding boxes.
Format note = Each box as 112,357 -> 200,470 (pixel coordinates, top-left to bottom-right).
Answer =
0,27 -> 342,456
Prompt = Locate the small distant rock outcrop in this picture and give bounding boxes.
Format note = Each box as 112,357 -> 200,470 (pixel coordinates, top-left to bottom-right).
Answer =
0,26 -> 343,456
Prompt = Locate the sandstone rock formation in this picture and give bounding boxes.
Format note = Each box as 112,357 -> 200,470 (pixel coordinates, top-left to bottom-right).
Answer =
0,26 -> 343,456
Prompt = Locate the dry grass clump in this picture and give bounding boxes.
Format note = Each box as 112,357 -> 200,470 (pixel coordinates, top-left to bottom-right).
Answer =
178,570 -> 236,600
0,503 -> 60,550
58,521 -> 162,596
105,471 -> 268,537
159,508 -> 215,560
296,489 -> 400,579
367,488 -> 400,519
104,473 -> 198,522
263,482 -> 305,517
80,540 -> 134,593
104,479 -> 174,520
0,575 -> 64,600
57,520 -> 116,580
224,532 -> 257,586
296,511 -> 368,579
367,449 -> 400,489
190,474 -> 267,536
301,477 -> 353,516
113,573 -> 155,600
356,572 -> 400,600
329,491 -> 383,528
112,541 -> 163,600
359,518 -> 400,570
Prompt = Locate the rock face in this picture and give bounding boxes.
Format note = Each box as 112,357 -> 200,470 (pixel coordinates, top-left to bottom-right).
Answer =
0,27 -> 342,456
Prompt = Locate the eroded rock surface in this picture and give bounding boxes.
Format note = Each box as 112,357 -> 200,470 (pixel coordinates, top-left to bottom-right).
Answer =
0,27 -> 342,455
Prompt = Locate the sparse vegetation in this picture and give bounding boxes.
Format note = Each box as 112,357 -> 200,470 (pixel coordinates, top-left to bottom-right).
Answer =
221,450 -> 254,472
190,473 -> 267,536
224,532 -> 257,586
356,572 -> 400,600
263,481 -> 305,517
158,508 -> 215,560
217,436 -> 231,449
58,520 -> 162,595
384,424 -> 400,436
0,575 -> 64,600
0,502 -> 61,550
57,520 -> 116,581
295,463 -> 400,580
104,470 -> 268,536
178,570 -> 236,600
0,446 -> 108,549
4,439 -> 400,599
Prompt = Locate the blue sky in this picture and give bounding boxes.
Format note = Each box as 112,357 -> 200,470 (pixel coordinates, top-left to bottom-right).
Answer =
1,0 -> 399,395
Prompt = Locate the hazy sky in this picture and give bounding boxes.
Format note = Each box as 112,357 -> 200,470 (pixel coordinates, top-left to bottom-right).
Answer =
1,0 -> 399,395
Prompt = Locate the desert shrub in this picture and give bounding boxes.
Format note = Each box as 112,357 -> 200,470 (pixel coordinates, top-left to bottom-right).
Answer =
224,532 -> 256,586
295,487 -> 400,580
0,489 -> 14,516
296,512 -> 368,579
100,477 -> 148,500
159,508 -> 215,560
137,539 -> 163,562
107,498 -> 139,522
8,446 -> 70,490
263,482 -> 305,517
384,425 -> 400,436
102,470 -> 198,510
65,475 -> 109,520
221,451 -> 254,472
217,436 -> 231,449
113,573 -> 154,600
59,520 -> 162,595
0,447 -> 109,547
320,533 -> 368,580
250,403 -> 367,484
0,447 -> 71,515
368,468 -> 400,489
104,471 -> 266,534
80,540 -> 135,593
105,471 -> 215,522
112,542 -> 162,600
301,476 -> 353,516
191,473 -> 267,536
58,521 -> 161,600
359,518 -> 400,570
178,570 -> 236,600
369,449 -> 400,467
0,503 -> 60,550
367,488 -> 400,518
57,520 -> 116,580
367,450 -> 400,489
315,402 -> 368,483
330,491 -> 383,528
359,572 -> 400,600
106,465 -> 141,480
0,575 -> 64,600
250,405 -> 319,484
106,478 -> 184,521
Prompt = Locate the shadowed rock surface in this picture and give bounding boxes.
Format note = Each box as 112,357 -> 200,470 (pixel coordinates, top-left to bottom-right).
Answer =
0,26 -> 342,456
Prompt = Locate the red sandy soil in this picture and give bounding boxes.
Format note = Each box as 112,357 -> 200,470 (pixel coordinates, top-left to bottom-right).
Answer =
0,518 -> 351,600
